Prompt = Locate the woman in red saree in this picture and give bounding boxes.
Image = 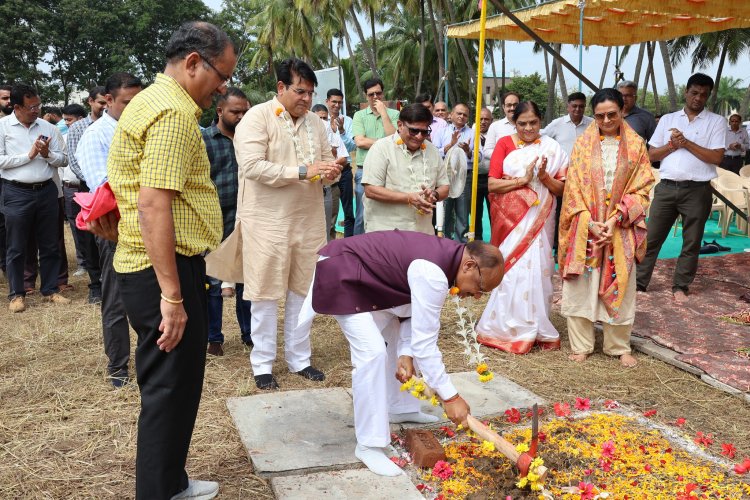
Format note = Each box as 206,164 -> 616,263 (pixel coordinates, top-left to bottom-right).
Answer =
558,88 -> 654,367
476,101 -> 568,354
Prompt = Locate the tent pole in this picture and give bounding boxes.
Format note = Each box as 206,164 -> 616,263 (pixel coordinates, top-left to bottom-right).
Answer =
444,31 -> 449,105
578,0 -> 585,92
489,0 -> 598,92
468,0 -> 489,242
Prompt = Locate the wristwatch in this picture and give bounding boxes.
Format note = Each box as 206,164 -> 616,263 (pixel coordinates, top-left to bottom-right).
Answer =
298,165 -> 308,180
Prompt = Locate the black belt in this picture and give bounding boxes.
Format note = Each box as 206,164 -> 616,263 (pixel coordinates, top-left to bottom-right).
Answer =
724,154 -> 742,158
63,180 -> 80,188
3,178 -> 53,190
660,179 -> 710,188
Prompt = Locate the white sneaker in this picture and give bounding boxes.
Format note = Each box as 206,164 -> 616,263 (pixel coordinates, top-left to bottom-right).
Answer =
170,480 -> 219,500
73,267 -> 87,277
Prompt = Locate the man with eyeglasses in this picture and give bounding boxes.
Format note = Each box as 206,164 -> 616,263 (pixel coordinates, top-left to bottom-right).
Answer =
352,77 -> 401,235
617,80 -> 656,143
89,22 -> 237,499
207,57 -> 339,392
484,91 -> 520,162
361,103 -> 449,235
296,230 -> 504,476
0,83 -> 69,313
432,102 -> 478,242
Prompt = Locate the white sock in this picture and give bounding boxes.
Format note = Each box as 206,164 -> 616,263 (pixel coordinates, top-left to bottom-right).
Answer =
355,444 -> 403,476
389,411 -> 440,424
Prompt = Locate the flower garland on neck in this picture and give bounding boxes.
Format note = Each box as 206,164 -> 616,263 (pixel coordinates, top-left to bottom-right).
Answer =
517,138 -> 541,147
276,106 -> 317,172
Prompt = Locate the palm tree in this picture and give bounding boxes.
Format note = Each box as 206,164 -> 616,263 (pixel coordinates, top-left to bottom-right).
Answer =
669,29 -> 750,112
715,76 -> 745,117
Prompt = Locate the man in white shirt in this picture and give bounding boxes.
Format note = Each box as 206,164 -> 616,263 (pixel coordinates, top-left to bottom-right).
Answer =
636,73 -> 726,303
542,92 -> 593,157
542,92 -> 592,254
721,113 -> 749,174
0,83 -> 70,312
484,91 -> 520,162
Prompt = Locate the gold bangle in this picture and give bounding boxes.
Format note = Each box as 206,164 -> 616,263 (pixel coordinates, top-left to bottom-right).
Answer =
160,293 -> 183,304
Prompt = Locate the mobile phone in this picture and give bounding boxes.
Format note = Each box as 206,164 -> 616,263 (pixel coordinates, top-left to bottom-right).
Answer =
38,135 -> 49,141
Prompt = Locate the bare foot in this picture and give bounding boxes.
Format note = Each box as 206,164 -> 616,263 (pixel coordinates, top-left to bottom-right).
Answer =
672,290 -> 688,303
620,353 -> 637,367
568,353 -> 588,363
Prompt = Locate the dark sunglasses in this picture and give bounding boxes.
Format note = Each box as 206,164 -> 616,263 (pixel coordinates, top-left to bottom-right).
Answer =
405,125 -> 431,137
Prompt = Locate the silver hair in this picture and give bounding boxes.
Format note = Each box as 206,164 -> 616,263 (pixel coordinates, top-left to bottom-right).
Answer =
617,80 -> 638,91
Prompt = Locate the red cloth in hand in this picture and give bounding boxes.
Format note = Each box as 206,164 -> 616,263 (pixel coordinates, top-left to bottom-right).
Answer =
74,181 -> 120,231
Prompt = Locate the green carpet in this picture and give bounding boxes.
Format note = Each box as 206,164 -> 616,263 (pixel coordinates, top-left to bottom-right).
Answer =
337,206 -> 750,260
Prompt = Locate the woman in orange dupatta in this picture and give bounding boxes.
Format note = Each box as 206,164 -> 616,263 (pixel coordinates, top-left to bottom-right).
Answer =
558,88 -> 654,367
476,102 -> 568,354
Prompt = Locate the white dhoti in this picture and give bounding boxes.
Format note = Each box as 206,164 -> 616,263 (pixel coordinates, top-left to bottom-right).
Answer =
250,290 -> 311,375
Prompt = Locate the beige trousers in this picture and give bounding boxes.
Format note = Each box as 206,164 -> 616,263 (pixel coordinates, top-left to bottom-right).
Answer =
567,316 -> 632,356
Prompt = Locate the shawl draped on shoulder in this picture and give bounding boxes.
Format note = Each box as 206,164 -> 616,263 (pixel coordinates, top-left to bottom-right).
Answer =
558,121 -> 654,317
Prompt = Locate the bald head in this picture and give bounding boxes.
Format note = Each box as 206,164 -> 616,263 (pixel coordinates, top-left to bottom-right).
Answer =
454,242 -> 504,299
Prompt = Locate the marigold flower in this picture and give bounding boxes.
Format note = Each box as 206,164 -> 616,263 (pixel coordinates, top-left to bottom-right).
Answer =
516,442 -> 530,453
475,363 -> 488,374
449,286 -> 460,295
481,440 -> 495,453
275,108 -> 283,116
479,372 -> 494,383
420,143 -> 426,150
396,138 -> 404,145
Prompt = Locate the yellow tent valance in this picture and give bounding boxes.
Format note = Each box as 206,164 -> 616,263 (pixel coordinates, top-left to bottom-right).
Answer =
447,0 -> 750,46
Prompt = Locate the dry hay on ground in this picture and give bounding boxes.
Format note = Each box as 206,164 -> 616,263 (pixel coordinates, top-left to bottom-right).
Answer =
0,231 -> 748,498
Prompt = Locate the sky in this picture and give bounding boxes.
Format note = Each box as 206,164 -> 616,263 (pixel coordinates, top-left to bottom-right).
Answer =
202,0 -> 747,98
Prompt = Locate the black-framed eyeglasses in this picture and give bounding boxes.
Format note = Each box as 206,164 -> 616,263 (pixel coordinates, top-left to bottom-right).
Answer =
594,111 -> 620,122
199,54 -> 231,88
287,86 -> 316,98
405,125 -> 431,137
366,90 -> 383,98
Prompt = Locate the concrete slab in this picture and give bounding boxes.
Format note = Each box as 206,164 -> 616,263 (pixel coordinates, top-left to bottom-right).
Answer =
630,335 -> 705,376
700,374 -> 743,396
393,371 -> 545,426
271,469 -> 423,500
226,387 -> 358,476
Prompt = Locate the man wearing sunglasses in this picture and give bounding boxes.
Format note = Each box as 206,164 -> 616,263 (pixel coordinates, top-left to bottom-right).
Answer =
361,103 -> 449,235
296,230 -> 504,476
351,78 -> 401,235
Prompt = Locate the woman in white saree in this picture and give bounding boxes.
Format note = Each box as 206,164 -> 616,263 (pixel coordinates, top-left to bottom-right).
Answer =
476,101 -> 568,354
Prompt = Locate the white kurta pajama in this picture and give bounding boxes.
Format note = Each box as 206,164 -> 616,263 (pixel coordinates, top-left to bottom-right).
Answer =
297,259 -> 458,447
476,136 -> 568,351
207,97 -> 335,376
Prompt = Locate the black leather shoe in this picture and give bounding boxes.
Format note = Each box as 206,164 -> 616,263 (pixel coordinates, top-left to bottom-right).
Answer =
296,366 -> 325,381
710,240 -> 731,252
255,374 -> 279,390
111,376 -> 130,388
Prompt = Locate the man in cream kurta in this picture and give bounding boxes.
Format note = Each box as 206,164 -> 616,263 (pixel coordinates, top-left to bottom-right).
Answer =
207,58 -> 340,390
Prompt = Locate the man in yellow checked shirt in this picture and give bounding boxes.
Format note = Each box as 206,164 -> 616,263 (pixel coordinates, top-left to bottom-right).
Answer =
361,103 -> 449,234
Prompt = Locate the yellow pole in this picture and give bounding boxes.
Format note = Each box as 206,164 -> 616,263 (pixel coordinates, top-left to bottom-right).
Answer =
468,0 -> 489,242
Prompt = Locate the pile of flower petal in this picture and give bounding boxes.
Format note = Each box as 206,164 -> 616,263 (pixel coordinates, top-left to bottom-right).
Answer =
401,399 -> 750,500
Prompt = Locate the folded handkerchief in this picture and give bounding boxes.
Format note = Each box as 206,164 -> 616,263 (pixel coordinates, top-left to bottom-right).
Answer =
74,182 -> 120,231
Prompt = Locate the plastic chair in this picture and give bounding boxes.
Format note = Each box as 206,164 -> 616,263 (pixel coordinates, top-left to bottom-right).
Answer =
739,164 -> 750,178
716,174 -> 749,237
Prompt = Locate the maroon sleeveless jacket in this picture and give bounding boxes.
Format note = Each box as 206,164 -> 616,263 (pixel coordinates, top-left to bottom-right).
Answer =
312,230 -> 464,315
